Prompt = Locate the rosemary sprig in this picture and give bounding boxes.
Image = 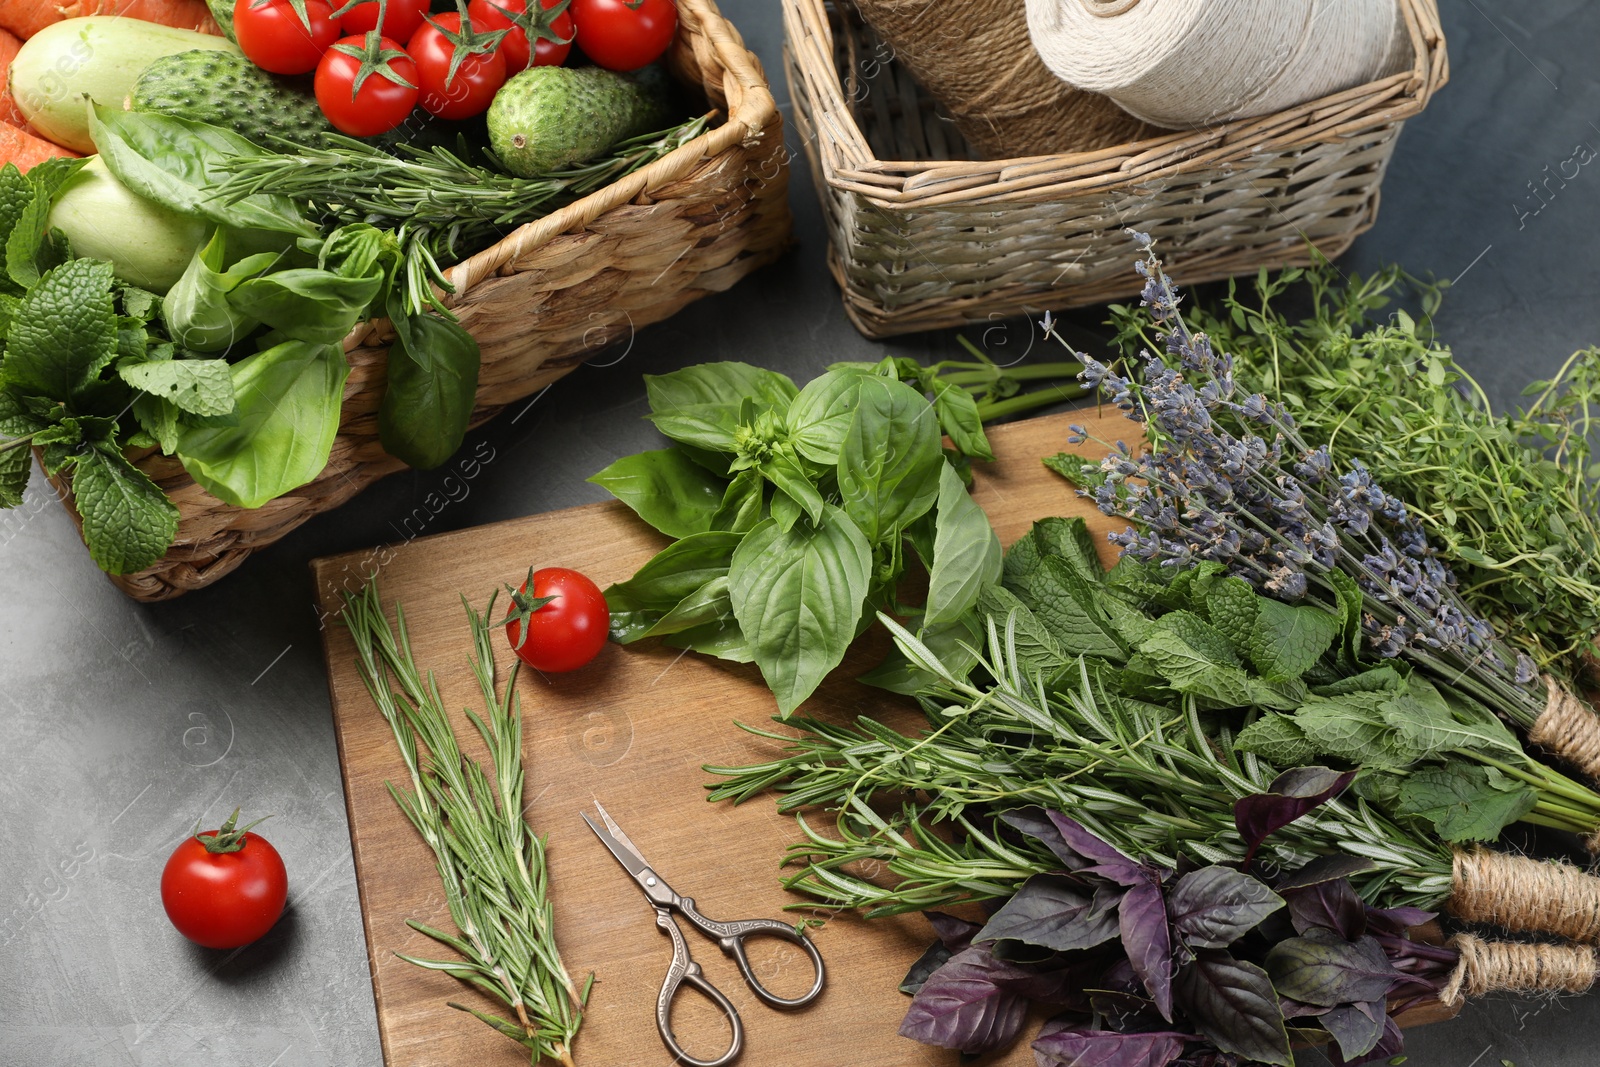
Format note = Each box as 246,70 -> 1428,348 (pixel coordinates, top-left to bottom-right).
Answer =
214,115 -> 713,316
341,582 -> 589,1066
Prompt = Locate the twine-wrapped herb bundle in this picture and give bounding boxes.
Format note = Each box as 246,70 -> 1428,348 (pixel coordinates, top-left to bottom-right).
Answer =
1057,234 -> 1600,791
342,584 -> 589,1066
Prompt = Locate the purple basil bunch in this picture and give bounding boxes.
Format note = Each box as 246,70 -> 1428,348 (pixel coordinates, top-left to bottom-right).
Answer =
899,798 -> 1455,1067
1064,233 -> 1542,719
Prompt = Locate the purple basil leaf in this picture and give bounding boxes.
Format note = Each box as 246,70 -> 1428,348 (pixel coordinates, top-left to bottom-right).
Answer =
1277,997 -> 1333,1018
1330,1012 -> 1405,1067
1169,866 -> 1285,950
1233,768 -> 1357,862
1364,904 -> 1437,936
1047,810 -> 1144,869
1284,878 -> 1366,939
1320,1000 -> 1386,1062
1264,928 -> 1400,1008
926,910 -> 983,952
1120,881 -> 1175,1021
1277,854 -> 1378,891
900,940 -> 955,996
1032,1027 -> 1189,1067
1088,989 -> 1168,1032
899,944 -> 1031,1054
1000,807 -> 1089,871
1099,957 -> 1142,995
977,874 -> 1120,952
1172,950 -> 1293,1066
994,955 -> 1107,1008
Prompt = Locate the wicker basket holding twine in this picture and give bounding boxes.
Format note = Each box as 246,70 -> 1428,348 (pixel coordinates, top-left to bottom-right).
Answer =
43,0 -> 790,602
787,0 -> 1446,338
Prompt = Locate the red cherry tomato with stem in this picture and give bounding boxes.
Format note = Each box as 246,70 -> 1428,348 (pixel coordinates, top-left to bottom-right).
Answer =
570,0 -> 676,72
160,809 -> 288,950
409,12 -> 509,120
502,566 -> 609,673
234,0 -> 341,75
315,33 -> 420,136
467,0 -> 573,71
337,0 -> 430,40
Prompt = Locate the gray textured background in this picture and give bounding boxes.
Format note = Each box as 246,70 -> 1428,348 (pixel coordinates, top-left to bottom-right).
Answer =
3,2 -> 1598,1064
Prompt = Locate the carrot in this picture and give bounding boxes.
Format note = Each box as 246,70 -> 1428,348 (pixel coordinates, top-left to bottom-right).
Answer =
0,121 -> 80,172
0,1 -> 222,41
0,26 -> 23,127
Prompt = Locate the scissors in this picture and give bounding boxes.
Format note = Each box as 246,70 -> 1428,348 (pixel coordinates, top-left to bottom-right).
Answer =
581,801 -> 826,1066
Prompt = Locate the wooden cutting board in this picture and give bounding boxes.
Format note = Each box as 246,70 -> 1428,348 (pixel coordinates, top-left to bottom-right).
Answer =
311,410 -> 1451,1067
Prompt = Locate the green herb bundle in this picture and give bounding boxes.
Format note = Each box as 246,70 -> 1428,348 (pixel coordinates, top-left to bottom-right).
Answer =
342,583 -> 588,1066
1118,260 -> 1600,681
591,355 -> 1087,716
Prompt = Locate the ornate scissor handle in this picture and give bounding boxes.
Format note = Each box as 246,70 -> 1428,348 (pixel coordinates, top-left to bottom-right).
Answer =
655,908 -> 744,1067
676,896 -> 826,1010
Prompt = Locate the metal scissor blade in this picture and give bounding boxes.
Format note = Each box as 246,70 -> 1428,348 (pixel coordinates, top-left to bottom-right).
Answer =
581,802 -> 652,882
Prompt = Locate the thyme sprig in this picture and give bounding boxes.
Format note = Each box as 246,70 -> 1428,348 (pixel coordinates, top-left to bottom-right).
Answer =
214,115 -> 713,316
342,582 -> 589,1066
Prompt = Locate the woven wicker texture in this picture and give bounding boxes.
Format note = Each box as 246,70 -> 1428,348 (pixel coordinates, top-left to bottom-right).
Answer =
787,0 -> 1446,338
850,0 -> 1156,159
49,0 -> 792,601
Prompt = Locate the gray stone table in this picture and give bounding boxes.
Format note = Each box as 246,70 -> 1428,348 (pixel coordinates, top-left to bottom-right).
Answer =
3,1 -> 1597,1064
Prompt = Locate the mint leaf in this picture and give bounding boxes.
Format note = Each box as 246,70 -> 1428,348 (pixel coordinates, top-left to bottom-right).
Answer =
1204,577 -> 1258,646
1030,517 -> 1104,586
1247,597 -> 1340,683
925,461 -> 1001,626
0,438 -> 29,506
132,394 -> 182,454
1395,764 -> 1537,842
1041,451 -> 1089,487
1327,568 -> 1364,665
1380,677 -> 1525,762
1236,714 -> 1319,766
978,586 -> 1069,684
120,358 -> 235,417
0,165 -> 32,274
5,259 -> 118,401
1293,693 -> 1423,770
71,445 -> 180,574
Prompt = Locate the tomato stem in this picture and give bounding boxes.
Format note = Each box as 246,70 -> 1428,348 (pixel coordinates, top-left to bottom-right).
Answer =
195,808 -> 273,854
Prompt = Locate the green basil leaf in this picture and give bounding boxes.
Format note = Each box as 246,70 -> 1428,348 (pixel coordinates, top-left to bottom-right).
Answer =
644,362 -> 798,451
89,107 -> 318,239
176,339 -> 348,508
589,447 -> 728,538
924,462 -> 1001,626
163,229 -> 278,352
758,446 -> 825,526
770,484 -> 802,533
729,506 -> 872,716
786,366 -> 869,465
4,258 -> 117,402
71,444 -> 180,574
119,357 -> 235,417
710,468 -> 764,533
377,313 -> 481,470
837,377 -> 942,543
609,530 -> 744,610
662,619 -> 754,664
931,379 -> 993,461
642,575 -> 733,639
229,267 -> 384,345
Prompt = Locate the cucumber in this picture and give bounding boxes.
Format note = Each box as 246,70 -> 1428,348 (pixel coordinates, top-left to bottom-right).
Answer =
49,156 -> 211,294
9,17 -> 237,154
486,66 -> 672,178
130,50 -> 334,148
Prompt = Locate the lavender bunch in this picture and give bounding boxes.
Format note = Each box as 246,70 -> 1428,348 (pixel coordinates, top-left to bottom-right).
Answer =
1054,234 -> 1580,746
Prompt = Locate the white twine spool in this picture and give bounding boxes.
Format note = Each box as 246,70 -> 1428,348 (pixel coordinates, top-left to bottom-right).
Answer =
1025,0 -> 1409,129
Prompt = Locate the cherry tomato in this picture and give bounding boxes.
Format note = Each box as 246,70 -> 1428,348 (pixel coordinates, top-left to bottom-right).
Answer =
409,13 -> 509,120
503,566 -> 609,672
315,35 -> 420,137
571,0 -> 676,72
234,0 -> 341,75
338,0 -> 430,40
160,810 -> 288,950
467,0 -> 573,71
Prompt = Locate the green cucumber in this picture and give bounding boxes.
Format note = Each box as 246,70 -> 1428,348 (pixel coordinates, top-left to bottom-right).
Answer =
486,66 -> 672,177
129,50 -> 334,148
9,17 -> 236,154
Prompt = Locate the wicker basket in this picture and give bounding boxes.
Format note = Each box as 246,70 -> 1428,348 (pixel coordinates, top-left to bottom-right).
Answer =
45,0 -> 791,601
787,0 -> 1447,338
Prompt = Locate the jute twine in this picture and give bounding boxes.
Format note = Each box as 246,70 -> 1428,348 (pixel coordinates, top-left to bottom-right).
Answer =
1024,0 -> 1410,129
1441,933 -> 1598,1005
850,0 -> 1155,159
1450,849 -> 1600,944
1529,677 -> 1600,802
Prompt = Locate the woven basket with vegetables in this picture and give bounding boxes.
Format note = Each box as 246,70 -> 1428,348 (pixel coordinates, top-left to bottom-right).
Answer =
786,0 -> 1445,338
0,0 -> 789,601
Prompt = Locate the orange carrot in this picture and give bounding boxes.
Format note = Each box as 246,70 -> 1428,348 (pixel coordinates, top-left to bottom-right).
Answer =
0,1 -> 222,41
0,26 -> 23,127
0,121 -> 81,172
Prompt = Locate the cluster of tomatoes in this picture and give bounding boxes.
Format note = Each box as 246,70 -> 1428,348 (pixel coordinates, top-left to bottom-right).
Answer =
232,0 -> 678,138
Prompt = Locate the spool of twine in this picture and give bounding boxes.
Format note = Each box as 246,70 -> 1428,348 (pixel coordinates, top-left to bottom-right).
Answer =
1450,849 -> 1600,944
850,0 -> 1157,160
1024,0 -> 1410,129
1441,933 -> 1598,1005
1529,676 -> 1600,798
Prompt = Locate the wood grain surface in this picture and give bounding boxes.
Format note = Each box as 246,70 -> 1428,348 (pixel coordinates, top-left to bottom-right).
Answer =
311,410 -> 1451,1067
